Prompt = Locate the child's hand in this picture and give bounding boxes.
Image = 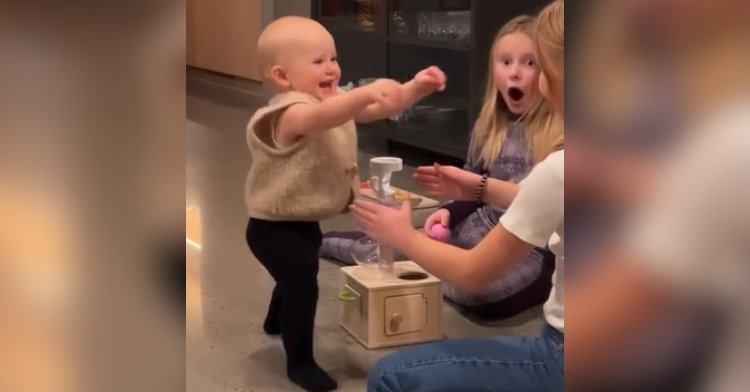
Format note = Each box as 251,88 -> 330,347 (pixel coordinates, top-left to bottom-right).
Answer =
353,199 -> 416,250
414,66 -> 447,94
414,164 -> 481,200
363,78 -> 404,105
424,208 -> 450,231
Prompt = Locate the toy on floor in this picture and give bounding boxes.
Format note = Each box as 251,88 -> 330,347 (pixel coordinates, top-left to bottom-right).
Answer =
428,223 -> 451,242
338,157 -> 443,349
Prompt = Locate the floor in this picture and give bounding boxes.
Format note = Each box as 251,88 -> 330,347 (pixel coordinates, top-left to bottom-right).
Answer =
186,87 -> 544,392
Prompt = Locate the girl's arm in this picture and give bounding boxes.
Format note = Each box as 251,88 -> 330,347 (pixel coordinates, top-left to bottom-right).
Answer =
482,179 -> 519,210
444,170 -> 520,210
442,138 -> 485,228
393,151 -> 564,292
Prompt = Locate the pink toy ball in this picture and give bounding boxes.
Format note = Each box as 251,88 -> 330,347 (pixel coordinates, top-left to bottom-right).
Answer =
428,224 -> 451,243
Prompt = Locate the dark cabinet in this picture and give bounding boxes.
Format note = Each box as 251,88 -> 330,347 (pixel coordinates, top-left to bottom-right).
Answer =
312,0 -> 549,159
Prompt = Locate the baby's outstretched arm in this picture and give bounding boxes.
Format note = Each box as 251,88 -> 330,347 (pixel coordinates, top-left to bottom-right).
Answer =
277,87 -> 376,139
355,66 -> 447,123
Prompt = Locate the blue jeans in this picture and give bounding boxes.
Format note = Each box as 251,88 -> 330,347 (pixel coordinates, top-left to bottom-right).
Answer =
367,324 -> 564,392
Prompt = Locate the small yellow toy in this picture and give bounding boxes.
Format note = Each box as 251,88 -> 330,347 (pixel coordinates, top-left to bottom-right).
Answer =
394,189 -> 411,200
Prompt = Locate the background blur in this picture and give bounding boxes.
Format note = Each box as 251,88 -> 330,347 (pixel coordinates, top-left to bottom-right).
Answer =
0,2 -> 185,391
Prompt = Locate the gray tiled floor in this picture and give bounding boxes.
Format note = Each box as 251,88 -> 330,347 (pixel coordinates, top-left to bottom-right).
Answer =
186,91 -> 543,392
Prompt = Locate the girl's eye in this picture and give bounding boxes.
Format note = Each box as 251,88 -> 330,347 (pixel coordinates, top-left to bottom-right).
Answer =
331,57 -> 337,62
314,59 -> 324,64
502,60 -> 511,66
526,60 -> 536,67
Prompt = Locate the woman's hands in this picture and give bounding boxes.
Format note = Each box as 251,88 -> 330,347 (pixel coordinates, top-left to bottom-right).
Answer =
413,164 -> 482,201
352,199 -> 417,250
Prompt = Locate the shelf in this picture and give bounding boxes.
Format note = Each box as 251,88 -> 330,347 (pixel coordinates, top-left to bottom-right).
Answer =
321,20 -> 470,52
419,95 -> 468,110
388,34 -> 471,52
359,112 -> 470,159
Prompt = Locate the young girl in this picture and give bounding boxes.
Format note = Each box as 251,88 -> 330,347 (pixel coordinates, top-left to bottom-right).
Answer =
320,15 -> 562,319
354,2 -> 565,391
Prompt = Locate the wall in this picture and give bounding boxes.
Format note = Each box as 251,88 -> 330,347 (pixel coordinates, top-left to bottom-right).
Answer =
261,0 -> 311,98
186,0 -> 263,80
273,0 -> 310,19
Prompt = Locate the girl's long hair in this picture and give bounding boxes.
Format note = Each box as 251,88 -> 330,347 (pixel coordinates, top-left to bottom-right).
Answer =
472,14 -> 563,168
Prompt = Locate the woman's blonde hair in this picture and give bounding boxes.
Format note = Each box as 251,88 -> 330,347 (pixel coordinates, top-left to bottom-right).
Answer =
535,0 -> 564,106
472,14 -> 563,167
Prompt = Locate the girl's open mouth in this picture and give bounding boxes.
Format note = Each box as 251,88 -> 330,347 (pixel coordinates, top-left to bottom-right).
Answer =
508,87 -> 524,102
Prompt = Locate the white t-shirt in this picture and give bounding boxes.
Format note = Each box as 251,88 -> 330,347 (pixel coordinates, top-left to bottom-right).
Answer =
627,98 -> 750,392
499,150 -> 565,332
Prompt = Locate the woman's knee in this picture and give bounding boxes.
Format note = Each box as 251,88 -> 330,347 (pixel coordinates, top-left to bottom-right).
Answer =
367,350 -> 403,390
367,342 -> 460,392
368,346 -> 434,392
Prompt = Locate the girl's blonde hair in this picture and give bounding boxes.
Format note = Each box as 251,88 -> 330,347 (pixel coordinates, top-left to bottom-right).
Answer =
472,14 -> 563,167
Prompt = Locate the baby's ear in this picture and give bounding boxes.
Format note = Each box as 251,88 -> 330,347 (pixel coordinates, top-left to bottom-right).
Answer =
270,65 -> 290,88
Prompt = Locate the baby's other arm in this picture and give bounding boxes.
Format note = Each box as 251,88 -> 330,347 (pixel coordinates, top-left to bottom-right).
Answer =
355,66 -> 446,123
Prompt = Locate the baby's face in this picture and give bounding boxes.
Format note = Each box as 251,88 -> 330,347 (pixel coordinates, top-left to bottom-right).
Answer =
492,32 -> 539,115
283,31 -> 341,101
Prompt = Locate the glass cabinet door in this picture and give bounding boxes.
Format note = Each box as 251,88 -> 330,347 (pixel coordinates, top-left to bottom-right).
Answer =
388,0 -> 471,49
318,0 -> 385,33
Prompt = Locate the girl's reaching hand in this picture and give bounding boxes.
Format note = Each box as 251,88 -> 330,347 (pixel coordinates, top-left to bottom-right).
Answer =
413,164 -> 482,201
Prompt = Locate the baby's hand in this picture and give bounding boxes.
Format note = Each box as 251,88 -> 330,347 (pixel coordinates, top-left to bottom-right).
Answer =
363,78 -> 404,105
414,66 -> 447,93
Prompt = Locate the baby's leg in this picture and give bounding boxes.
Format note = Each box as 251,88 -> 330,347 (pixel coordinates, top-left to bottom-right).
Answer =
276,244 -> 337,391
246,219 -> 337,392
263,284 -> 282,335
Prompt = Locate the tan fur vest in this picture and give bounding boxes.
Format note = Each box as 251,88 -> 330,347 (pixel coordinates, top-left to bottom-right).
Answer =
244,91 -> 359,221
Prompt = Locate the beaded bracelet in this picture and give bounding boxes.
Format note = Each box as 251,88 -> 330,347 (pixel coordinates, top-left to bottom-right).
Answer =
475,173 -> 489,203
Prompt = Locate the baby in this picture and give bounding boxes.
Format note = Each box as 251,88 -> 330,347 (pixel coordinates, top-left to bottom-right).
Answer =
244,16 -> 445,392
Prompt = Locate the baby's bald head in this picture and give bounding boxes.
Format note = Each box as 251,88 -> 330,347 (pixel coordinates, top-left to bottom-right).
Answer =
256,16 -> 340,99
258,17 -> 332,79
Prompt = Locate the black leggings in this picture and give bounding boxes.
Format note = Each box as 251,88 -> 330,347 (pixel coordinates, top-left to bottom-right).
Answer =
246,218 -> 322,368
